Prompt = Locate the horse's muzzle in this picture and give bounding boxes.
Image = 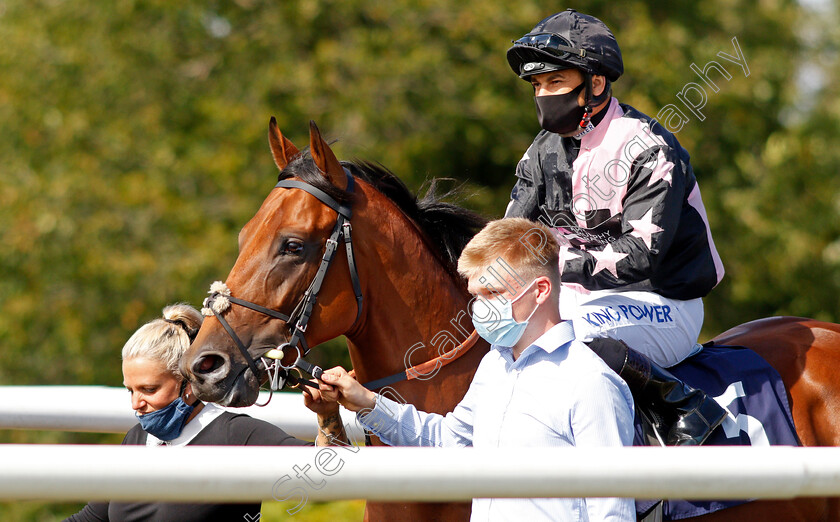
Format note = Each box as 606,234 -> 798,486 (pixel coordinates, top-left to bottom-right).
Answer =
190,351 -> 230,380
182,349 -> 261,406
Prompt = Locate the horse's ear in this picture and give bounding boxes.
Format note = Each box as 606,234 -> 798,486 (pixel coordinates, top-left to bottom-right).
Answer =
268,116 -> 300,171
309,120 -> 347,190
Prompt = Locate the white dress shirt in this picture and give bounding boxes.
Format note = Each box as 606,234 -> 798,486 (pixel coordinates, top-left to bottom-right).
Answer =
358,321 -> 636,521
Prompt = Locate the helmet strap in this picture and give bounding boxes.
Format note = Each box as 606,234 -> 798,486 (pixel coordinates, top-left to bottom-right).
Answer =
579,74 -> 612,129
579,74 -> 594,129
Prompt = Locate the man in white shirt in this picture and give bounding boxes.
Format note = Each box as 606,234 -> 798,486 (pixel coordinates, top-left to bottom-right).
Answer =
319,217 -> 636,521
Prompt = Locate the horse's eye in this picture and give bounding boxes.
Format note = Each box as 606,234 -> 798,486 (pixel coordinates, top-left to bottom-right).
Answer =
282,240 -> 304,255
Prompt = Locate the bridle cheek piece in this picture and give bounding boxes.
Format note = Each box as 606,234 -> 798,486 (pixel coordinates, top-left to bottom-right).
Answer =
199,167 -> 481,403
201,168 -> 363,395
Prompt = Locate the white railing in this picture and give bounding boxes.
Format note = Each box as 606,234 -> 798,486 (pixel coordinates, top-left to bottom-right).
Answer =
3,387 -> 839,503
1,445 -> 839,502
0,386 -> 364,439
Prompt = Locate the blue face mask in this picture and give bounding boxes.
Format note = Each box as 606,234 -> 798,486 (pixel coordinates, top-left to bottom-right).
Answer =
471,281 -> 539,348
136,396 -> 195,441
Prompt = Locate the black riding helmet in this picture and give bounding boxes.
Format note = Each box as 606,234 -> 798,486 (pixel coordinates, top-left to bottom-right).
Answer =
506,9 -> 623,82
507,10 -> 623,130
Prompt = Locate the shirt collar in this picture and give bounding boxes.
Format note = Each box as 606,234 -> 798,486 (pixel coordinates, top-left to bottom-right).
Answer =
569,100 -> 611,140
580,97 -> 621,147
530,321 -> 576,353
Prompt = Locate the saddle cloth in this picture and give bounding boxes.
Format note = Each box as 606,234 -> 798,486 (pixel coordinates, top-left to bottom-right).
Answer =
634,343 -> 800,520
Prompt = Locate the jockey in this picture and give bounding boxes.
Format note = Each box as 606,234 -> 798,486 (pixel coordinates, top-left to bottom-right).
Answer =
505,9 -> 727,445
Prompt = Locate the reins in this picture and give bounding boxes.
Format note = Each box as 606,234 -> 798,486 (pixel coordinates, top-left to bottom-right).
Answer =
201,168 -> 478,400
360,330 -> 480,390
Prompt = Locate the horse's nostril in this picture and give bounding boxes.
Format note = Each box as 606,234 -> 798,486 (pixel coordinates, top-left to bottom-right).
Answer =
194,354 -> 225,375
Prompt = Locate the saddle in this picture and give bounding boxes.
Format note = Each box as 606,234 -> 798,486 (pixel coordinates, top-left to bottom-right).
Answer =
634,342 -> 800,520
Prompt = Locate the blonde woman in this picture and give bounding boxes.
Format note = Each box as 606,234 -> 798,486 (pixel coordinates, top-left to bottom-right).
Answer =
67,303 -> 344,521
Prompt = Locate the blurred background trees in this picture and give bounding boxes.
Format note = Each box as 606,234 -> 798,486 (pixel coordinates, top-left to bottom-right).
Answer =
1,0 -> 839,517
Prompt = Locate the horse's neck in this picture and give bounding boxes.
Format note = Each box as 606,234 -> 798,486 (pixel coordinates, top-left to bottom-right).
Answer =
346,187 -> 475,389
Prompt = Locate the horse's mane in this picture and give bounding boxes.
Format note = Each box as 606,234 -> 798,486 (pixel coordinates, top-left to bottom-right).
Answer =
278,151 -> 488,273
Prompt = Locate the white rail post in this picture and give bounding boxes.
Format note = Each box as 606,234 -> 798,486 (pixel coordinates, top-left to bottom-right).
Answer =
0,386 -> 364,439
1,446 -> 840,502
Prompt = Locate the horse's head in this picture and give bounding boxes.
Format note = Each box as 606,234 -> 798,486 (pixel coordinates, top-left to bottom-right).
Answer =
181,119 -> 361,406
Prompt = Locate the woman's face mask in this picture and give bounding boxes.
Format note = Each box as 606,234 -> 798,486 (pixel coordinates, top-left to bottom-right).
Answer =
471,280 -> 540,348
136,395 -> 195,441
124,357 -> 195,441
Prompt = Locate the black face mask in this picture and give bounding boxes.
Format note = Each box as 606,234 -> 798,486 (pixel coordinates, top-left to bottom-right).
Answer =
534,82 -> 586,134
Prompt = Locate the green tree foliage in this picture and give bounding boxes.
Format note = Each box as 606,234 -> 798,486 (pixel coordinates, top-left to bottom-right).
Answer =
703,0 -> 840,327
0,0 -> 813,389
0,0 -> 830,387
0,0 -> 828,381
2,0 -> 837,519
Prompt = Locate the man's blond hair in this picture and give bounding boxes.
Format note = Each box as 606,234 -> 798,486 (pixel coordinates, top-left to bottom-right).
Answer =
457,218 -> 560,286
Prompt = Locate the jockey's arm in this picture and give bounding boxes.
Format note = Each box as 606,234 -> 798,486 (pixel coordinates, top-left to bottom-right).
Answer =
561,146 -> 687,290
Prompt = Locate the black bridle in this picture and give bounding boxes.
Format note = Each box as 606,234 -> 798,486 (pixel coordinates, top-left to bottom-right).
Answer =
202,168 -> 362,392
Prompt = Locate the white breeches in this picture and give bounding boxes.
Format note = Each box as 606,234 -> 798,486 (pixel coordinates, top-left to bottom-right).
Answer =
559,287 -> 704,368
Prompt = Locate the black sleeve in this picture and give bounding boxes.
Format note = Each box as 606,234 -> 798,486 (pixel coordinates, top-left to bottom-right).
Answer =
120,423 -> 147,445
63,427 -> 147,521
561,144 -> 687,289
63,502 -> 109,522
226,414 -> 313,446
504,145 -> 543,221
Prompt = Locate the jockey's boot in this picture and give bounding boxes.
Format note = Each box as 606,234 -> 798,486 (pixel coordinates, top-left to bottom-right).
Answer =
586,337 -> 728,446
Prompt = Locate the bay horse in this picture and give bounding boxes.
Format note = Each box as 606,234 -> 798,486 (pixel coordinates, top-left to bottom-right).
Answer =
182,119 -> 840,521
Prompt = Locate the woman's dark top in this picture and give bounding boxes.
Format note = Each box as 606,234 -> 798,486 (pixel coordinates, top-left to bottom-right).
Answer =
65,411 -> 310,522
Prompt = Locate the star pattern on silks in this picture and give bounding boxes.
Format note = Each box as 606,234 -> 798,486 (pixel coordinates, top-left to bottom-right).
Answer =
558,245 -> 581,276
647,153 -> 674,187
590,243 -> 629,278
628,208 -> 664,250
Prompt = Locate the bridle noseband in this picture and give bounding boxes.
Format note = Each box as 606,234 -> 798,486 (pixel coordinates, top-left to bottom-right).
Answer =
200,167 -> 482,402
201,168 -> 362,393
